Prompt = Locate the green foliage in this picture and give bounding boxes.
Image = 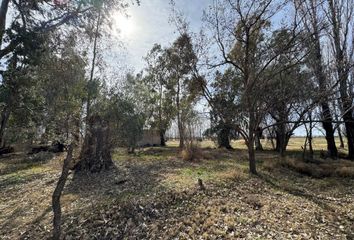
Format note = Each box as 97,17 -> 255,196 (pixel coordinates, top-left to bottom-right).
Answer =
104,92 -> 145,150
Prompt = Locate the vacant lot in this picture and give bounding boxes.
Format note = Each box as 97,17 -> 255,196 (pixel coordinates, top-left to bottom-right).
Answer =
0,139 -> 353,239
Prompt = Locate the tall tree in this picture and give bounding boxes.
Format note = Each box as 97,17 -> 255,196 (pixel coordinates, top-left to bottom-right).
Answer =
144,44 -> 176,146
326,0 -> 354,159
164,33 -> 199,148
295,0 -> 338,158
204,0 -> 301,173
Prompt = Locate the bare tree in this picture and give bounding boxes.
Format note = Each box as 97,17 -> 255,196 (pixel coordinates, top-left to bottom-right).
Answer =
295,0 -> 339,158
204,0 -> 301,173
326,0 -> 354,159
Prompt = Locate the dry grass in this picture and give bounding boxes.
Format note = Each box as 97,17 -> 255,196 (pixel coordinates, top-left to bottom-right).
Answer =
181,141 -> 204,162
262,156 -> 354,178
1,138 -> 354,239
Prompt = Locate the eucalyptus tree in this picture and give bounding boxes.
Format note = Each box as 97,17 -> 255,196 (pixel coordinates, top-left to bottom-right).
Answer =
204,0 -> 303,174
0,0 -> 138,149
265,29 -> 314,156
164,33 -> 199,148
144,44 -> 176,146
209,68 -> 242,149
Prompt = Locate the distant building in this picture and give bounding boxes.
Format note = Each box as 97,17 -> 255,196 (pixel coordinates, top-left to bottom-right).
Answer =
137,129 -> 161,147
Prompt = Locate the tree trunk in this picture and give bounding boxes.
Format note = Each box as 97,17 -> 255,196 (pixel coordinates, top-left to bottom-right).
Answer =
75,115 -> 113,173
176,81 -> 184,148
338,126 -> 345,148
248,137 -> 257,174
275,122 -> 290,157
308,113 -> 314,160
0,0 -> 10,47
160,129 -> 166,146
321,102 -> 338,158
306,3 -> 338,158
52,145 -> 74,240
343,111 -> 354,159
248,110 -> 257,174
0,106 -> 10,148
217,127 -> 232,149
255,127 -> 263,151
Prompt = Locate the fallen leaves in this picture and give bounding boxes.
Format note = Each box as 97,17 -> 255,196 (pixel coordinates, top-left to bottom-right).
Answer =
0,148 -> 353,239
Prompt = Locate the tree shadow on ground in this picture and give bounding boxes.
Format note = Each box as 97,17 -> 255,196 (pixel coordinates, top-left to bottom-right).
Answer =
258,172 -> 345,213
0,152 -> 56,176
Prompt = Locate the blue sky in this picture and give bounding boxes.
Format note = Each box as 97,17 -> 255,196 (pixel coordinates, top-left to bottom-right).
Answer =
114,0 -> 213,70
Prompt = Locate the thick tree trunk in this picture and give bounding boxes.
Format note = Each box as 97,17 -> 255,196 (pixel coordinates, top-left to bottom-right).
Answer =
217,127 -> 232,149
75,115 -> 113,172
159,129 -> 166,146
321,102 -> 338,158
0,106 -> 10,148
276,132 -> 290,157
255,127 -> 263,151
52,145 -> 74,240
343,111 -> 354,159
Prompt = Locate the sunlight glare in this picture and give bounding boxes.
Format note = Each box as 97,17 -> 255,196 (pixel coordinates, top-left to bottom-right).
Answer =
113,12 -> 135,39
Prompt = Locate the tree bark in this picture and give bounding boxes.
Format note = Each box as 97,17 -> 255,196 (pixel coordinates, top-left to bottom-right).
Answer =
176,80 -> 184,148
0,0 -> 10,47
160,129 -> 166,146
255,127 -> 263,151
0,106 -> 10,148
75,115 -> 113,173
338,126 -> 345,148
52,145 -> 74,240
217,127 -> 232,149
248,109 -> 257,174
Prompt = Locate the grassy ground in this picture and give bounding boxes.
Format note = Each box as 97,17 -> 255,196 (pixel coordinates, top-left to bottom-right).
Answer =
0,138 -> 353,239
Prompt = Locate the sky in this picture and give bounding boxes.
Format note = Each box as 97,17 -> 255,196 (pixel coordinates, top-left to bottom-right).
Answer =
112,0 -> 213,70
110,1 -> 315,136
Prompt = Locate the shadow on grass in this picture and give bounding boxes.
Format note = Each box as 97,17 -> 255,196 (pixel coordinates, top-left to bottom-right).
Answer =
0,152 -> 55,176
0,172 -> 48,189
258,172 -> 337,212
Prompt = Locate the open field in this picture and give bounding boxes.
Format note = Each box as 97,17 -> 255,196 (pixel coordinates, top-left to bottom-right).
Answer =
0,138 -> 353,239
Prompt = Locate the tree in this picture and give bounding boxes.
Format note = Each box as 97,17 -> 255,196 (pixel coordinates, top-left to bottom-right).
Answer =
204,0 -> 302,173
143,44 -> 176,146
266,29 -> 314,156
164,33 -> 199,148
326,0 -> 354,159
0,0 -> 138,149
295,0 -> 339,158
209,69 -> 242,149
